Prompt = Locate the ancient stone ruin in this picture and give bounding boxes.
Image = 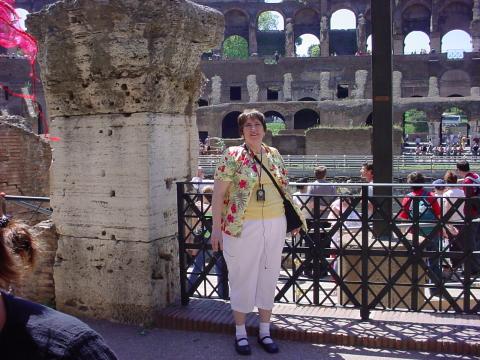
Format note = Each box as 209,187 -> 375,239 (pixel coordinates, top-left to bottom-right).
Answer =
27,0 -> 223,324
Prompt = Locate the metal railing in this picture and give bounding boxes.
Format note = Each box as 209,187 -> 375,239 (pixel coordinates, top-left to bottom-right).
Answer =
3,195 -> 52,216
199,154 -> 480,178
177,182 -> 480,319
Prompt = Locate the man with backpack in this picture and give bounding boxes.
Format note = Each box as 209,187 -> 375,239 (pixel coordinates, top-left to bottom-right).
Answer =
399,172 -> 442,295
456,160 -> 480,274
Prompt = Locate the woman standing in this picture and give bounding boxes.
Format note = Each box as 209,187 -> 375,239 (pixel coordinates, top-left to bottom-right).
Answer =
211,109 -> 304,355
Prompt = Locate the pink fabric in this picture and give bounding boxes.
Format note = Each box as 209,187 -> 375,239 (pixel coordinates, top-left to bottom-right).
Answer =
0,0 -> 37,63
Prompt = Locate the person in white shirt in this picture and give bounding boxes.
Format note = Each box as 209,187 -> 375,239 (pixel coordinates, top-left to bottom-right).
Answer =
191,166 -> 206,192
292,178 -> 312,220
442,171 -> 465,270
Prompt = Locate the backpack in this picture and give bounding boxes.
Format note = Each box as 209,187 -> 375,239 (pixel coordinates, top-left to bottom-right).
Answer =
408,190 -> 436,235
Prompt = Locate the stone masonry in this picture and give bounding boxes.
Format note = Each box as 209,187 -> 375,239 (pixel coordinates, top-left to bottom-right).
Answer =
27,0 -> 223,324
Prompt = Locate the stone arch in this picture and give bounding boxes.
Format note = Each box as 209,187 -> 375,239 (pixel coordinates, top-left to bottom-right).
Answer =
299,97 -> 317,101
222,111 -> 241,138
439,69 -> 470,97
401,3 -> 431,36
224,9 -> 249,38
440,106 -> 470,144
441,29 -> 473,53
264,110 -> 286,134
257,10 -> 285,56
404,31 -> 430,54
294,109 -> 319,129
439,1 -> 473,34
295,33 -> 320,57
403,108 -> 429,142
293,8 -> 320,37
329,9 -> 357,55
222,35 -> 249,59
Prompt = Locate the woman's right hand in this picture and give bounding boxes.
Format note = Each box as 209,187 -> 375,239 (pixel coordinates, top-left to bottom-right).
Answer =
211,228 -> 223,252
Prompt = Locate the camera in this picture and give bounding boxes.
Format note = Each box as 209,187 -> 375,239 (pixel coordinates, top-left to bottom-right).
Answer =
256,188 -> 265,202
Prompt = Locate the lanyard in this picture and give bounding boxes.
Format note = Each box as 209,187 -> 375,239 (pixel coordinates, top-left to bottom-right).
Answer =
244,144 -> 263,188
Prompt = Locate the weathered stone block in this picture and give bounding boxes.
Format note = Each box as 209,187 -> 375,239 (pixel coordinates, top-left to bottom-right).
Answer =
27,0 -> 224,117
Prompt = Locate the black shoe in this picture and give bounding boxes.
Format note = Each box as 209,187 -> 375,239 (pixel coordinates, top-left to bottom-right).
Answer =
257,335 -> 279,354
235,337 -> 251,356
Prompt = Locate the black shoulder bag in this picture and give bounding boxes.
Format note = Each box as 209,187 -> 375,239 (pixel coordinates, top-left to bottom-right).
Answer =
251,152 -> 303,233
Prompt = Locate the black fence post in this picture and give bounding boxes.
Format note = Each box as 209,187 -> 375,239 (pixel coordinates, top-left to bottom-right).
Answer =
177,182 -> 189,306
361,185 -> 370,321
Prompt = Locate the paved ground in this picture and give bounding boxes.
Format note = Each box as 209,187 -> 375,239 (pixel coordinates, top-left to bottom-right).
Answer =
85,318 -> 480,360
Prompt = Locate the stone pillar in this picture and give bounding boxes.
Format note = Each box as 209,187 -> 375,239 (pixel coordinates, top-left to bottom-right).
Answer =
429,121 -> 440,146
429,32 -> 441,54
28,0 -> 223,325
246,75 -> 259,102
319,15 -> 329,57
319,72 -> 332,100
249,21 -> 258,55
285,18 -> 295,57
428,76 -> 440,97
393,71 -> 402,98
211,75 -> 222,105
283,73 -> 293,101
471,0 -> 480,52
472,87 -> 480,97
393,34 -> 404,54
353,70 -> 368,99
356,14 -> 367,53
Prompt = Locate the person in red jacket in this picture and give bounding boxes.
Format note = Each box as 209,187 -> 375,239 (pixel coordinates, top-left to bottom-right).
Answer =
456,160 -> 480,274
399,172 -> 442,295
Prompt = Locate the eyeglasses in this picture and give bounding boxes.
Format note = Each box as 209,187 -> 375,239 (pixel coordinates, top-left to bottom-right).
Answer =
243,124 -> 263,130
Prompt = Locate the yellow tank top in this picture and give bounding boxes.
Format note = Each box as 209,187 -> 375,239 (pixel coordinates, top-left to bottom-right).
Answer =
244,154 -> 284,220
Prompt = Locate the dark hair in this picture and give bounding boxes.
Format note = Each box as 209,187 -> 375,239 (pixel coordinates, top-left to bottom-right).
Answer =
407,171 -> 425,191
362,162 -> 373,172
444,170 -> 458,185
237,109 -> 267,136
456,160 -> 470,172
314,166 -> 327,179
296,177 -> 308,190
0,220 -> 37,286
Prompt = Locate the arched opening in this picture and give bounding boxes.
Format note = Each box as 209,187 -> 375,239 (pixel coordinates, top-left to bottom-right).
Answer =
222,35 -> 249,59
329,9 -> 357,55
401,4 -> 431,36
294,109 -> 319,129
403,109 -> 429,144
439,2 -> 473,39
440,107 -> 469,146
264,111 -> 286,135
197,99 -> 208,107
441,30 -> 472,54
225,9 -> 249,35
411,95 -> 423,98
404,31 -> 430,54
439,69 -> 470,97
299,97 -> 316,101
257,11 -> 285,56
448,94 -> 463,98
365,113 -> 372,126
295,33 -> 320,57
222,111 -> 242,139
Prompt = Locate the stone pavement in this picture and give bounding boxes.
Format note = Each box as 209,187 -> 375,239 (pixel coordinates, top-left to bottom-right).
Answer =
85,317 -> 479,360
155,299 -> 480,356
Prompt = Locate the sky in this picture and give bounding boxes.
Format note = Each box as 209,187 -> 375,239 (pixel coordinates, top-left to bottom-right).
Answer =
15,8 -> 473,56
264,9 -> 473,56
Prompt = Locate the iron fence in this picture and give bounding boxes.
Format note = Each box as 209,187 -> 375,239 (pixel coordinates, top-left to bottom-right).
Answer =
177,182 -> 480,319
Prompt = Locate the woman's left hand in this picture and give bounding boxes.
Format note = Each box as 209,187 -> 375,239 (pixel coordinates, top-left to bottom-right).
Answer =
291,227 -> 301,236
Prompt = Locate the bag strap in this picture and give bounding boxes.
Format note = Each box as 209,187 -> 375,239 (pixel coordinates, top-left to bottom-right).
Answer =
246,145 -> 289,203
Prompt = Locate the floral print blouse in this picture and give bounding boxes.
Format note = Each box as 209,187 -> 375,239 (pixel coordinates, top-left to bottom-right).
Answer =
214,144 -> 305,237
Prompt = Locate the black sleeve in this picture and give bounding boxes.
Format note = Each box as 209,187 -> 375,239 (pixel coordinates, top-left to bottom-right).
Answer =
64,332 -> 118,360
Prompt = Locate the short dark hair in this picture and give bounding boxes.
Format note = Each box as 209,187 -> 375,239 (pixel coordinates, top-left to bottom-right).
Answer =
444,170 -> 458,185
456,160 -> 470,172
296,177 -> 309,190
237,109 -> 267,136
362,162 -> 373,172
407,171 -> 425,191
314,166 -> 327,179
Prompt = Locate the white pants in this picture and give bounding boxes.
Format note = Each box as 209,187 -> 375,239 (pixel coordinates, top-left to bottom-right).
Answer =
222,216 -> 287,313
